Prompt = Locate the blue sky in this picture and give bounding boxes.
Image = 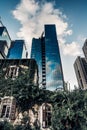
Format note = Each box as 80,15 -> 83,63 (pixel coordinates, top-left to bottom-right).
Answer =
0,0 -> 87,89
0,0 -> 20,39
0,0 -> 87,40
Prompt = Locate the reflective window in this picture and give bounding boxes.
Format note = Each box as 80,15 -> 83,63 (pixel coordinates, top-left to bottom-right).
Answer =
7,40 -> 25,59
31,38 -> 42,84
0,28 -> 11,48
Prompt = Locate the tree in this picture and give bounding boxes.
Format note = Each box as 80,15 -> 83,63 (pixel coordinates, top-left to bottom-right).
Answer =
0,120 -> 14,130
51,90 -> 87,130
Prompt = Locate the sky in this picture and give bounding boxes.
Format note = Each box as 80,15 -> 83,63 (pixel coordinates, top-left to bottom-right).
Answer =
0,0 -> 87,90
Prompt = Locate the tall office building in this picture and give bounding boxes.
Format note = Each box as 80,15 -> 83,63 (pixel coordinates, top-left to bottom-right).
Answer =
31,24 -> 64,91
82,39 -> 87,61
74,56 -> 87,89
0,26 -> 11,59
7,40 -> 28,59
31,38 -> 42,86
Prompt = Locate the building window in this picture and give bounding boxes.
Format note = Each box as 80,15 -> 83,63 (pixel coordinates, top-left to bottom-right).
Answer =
0,97 -> 16,120
1,105 -> 6,118
1,105 -> 10,118
6,106 -> 10,118
5,66 -> 19,79
42,103 -> 52,128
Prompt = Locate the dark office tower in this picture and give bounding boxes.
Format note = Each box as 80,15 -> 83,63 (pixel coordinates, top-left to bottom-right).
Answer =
0,26 -> 11,59
74,56 -> 87,89
82,39 -> 87,61
7,40 -> 28,59
31,25 -> 64,91
31,38 -> 42,86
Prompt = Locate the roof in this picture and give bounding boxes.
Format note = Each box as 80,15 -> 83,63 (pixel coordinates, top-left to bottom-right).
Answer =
0,26 -> 11,41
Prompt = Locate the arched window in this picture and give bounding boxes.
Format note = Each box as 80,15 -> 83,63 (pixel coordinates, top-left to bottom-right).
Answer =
0,97 -> 16,120
42,103 -> 52,128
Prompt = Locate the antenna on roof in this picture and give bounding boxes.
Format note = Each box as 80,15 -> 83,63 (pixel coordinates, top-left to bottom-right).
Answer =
41,31 -> 44,38
0,16 -> 4,27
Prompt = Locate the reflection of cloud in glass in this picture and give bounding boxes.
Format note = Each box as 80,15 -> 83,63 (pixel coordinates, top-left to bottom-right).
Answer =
47,80 -> 63,91
46,60 -> 52,75
46,57 -> 63,90
52,64 -> 62,80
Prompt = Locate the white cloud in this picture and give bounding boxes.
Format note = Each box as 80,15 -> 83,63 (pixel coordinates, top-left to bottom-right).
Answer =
12,0 -> 76,57
77,35 -> 86,43
13,0 -> 39,24
63,42 -> 82,56
65,30 -> 73,36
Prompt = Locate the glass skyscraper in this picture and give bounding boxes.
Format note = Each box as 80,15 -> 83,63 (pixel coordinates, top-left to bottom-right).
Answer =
7,40 -> 28,59
31,38 -> 42,85
31,24 -> 64,91
0,26 -> 11,59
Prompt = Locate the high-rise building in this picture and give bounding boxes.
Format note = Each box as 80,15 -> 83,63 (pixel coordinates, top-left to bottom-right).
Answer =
31,38 -> 42,86
0,26 -> 11,59
7,40 -> 28,59
31,24 -> 64,91
74,56 -> 87,89
82,39 -> 87,61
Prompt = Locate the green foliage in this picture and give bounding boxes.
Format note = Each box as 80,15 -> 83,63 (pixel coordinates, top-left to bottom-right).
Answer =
0,120 -> 14,130
1,69 -> 87,129
0,69 -> 40,111
51,90 -> 87,130
0,71 -> 14,97
14,114 -> 32,130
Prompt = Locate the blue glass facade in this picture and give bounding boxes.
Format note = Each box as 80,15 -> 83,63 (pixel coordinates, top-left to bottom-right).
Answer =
45,25 -> 64,90
0,27 -> 11,58
31,25 -> 64,91
31,38 -> 42,84
7,40 -> 27,59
